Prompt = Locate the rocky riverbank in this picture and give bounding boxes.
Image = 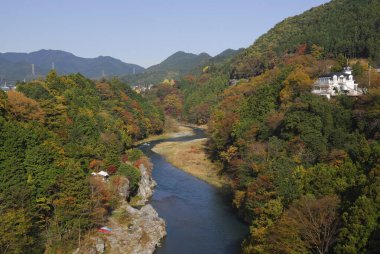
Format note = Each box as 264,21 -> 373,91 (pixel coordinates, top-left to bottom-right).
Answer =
74,162 -> 166,254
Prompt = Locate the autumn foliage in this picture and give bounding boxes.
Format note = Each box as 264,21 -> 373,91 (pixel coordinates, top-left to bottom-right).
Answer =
7,90 -> 45,123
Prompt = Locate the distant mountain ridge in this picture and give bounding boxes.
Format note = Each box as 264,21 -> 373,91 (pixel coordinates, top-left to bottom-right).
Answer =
122,49 -> 243,85
146,51 -> 211,74
0,49 -> 144,82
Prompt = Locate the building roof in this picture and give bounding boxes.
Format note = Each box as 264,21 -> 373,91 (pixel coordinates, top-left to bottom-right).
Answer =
98,171 -> 109,177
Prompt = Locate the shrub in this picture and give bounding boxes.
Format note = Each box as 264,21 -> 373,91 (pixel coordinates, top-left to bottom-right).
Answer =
107,165 -> 118,175
125,148 -> 144,162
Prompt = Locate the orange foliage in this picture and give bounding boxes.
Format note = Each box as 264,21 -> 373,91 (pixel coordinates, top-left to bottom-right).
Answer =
296,44 -> 308,55
183,75 -> 197,83
89,177 -> 112,224
89,159 -> 104,171
96,83 -> 115,99
134,156 -> 153,173
7,90 -> 45,123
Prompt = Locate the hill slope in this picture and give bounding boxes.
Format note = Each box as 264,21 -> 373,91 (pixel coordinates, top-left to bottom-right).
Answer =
0,49 -> 144,82
146,51 -> 211,74
232,0 -> 380,78
122,51 -> 212,85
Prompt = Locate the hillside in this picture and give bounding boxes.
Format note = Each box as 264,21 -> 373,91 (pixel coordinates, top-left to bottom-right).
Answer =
0,49 -> 144,82
232,0 -> 380,78
209,48 -> 244,65
141,1 -> 380,252
147,51 -> 211,74
0,71 -> 164,252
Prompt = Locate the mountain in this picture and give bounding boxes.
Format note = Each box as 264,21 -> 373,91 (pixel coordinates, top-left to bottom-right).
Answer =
146,51 -> 211,74
122,51 -> 212,85
0,49 -> 144,82
209,48 -> 244,65
232,0 -> 380,78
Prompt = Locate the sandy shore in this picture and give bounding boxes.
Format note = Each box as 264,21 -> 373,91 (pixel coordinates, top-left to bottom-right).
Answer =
152,138 -> 228,188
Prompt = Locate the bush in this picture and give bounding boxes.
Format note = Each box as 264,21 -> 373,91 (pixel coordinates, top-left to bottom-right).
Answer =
107,165 -> 117,175
125,148 -> 144,162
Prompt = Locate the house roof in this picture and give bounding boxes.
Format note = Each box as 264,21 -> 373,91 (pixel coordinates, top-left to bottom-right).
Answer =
98,171 -> 109,177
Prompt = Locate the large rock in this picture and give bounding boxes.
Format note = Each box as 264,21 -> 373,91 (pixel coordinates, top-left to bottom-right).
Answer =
136,164 -> 156,205
74,163 -> 166,254
99,204 -> 166,254
114,176 -> 130,200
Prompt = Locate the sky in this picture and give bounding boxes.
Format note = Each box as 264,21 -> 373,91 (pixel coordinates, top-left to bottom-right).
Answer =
0,0 -> 330,68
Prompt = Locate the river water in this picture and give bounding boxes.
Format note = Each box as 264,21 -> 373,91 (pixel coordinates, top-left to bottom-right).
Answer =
139,128 -> 248,254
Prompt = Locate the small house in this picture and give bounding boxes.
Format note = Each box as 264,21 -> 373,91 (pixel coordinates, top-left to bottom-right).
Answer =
91,170 -> 110,181
311,67 -> 362,99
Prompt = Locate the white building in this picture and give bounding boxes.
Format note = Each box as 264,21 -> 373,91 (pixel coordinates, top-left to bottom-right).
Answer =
0,83 -> 16,92
311,67 -> 362,99
91,170 -> 110,181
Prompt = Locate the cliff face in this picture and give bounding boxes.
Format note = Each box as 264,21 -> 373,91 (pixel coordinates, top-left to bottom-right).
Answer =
136,164 -> 157,205
74,162 -> 166,254
102,204 -> 166,254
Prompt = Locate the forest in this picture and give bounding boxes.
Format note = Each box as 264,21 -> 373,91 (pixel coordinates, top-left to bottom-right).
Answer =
1,0 -> 380,253
143,46 -> 380,253
231,0 -> 380,78
0,71 -> 163,253
207,53 -> 380,253
139,1 -> 380,252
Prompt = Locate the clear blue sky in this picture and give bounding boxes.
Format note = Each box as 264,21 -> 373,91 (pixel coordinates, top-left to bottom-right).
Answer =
0,0 -> 330,67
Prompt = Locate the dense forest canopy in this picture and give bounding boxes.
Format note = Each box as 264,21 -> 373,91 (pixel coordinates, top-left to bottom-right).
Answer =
207,53 -> 380,253
232,0 -> 380,78
0,71 -> 163,253
2,0 -> 380,253
138,0 -> 380,252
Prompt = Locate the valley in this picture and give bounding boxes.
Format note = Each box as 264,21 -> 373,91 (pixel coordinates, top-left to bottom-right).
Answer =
1,0 -> 380,253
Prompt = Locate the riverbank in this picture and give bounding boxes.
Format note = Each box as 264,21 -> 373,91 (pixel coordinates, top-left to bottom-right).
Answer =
141,126 -> 247,253
135,118 -> 194,145
152,137 -> 228,188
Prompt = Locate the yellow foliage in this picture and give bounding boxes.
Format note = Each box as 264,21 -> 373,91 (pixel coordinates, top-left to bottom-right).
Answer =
233,190 -> 246,209
280,67 -> 313,103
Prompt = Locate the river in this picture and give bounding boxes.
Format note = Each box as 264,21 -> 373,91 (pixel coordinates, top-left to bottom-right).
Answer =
139,128 -> 248,254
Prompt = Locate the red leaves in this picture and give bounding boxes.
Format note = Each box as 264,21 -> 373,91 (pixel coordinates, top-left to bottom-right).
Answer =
107,165 -> 117,175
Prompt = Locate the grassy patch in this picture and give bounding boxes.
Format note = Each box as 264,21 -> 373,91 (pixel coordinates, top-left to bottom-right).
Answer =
152,138 -> 229,188
112,209 -> 132,226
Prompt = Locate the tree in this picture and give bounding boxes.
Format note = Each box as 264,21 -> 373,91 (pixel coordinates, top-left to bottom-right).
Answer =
311,44 -> 325,60
0,209 -> 34,254
117,163 -> 141,195
6,91 -> 45,123
163,94 -> 183,118
287,195 -> 340,254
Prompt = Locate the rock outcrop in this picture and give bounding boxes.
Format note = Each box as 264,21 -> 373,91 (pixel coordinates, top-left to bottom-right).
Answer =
103,204 -> 166,254
74,162 -> 166,254
136,164 -> 156,205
